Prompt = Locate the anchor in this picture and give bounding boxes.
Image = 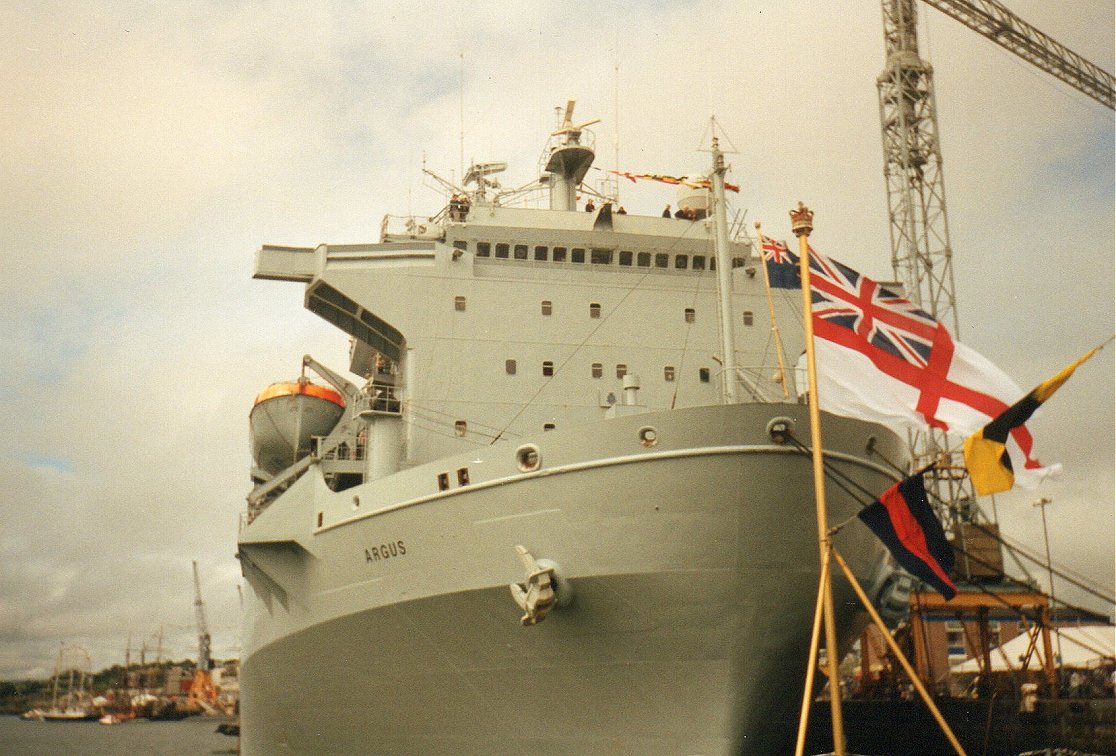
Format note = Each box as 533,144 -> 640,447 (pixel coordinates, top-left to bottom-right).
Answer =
509,545 -> 558,626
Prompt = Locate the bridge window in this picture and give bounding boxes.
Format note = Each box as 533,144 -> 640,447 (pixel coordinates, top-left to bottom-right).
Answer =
731,256 -> 745,268
495,243 -> 509,259
684,308 -> 695,323
506,359 -> 517,375
743,311 -> 754,326
589,303 -> 601,319
616,364 -> 627,379
654,253 -> 668,268
453,240 -> 468,252
692,255 -> 706,270
454,296 -> 466,312
591,363 -> 602,378
675,255 -> 688,270
476,242 -> 491,257
543,361 -> 554,377
571,248 -> 586,263
591,248 -> 612,264
541,300 -> 552,315
543,423 -> 556,431
553,246 -> 567,262
637,252 -> 651,267
664,366 -> 675,382
534,245 -> 548,261
619,250 -> 633,266
514,244 -> 528,260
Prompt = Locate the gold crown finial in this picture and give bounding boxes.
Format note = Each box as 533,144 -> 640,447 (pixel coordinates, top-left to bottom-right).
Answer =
790,202 -> 814,237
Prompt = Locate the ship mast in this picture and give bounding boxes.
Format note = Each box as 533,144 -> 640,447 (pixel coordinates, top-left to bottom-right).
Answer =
710,136 -> 739,403
544,99 -> 599,211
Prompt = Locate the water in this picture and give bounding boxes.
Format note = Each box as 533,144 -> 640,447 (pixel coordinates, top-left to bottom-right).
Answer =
0,715 -> 237,755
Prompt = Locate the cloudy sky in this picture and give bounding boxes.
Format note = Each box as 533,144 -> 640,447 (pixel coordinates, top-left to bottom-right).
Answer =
1,1 -> 1112,679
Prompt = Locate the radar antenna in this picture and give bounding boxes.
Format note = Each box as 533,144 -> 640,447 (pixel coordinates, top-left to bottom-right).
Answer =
552,98 -> 601,139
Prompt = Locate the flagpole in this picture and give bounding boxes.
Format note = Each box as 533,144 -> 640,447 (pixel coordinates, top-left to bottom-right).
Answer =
831,547 -> 966,755
754,222 -> 790,399
794,542 -> 830,756
791,202 -> 845,755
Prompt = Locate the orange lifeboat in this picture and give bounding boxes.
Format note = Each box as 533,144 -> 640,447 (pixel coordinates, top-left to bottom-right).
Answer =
249,380 -> 346,477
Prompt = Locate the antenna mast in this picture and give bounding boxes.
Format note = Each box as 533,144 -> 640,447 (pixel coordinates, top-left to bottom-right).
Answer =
459,51 -> 465,183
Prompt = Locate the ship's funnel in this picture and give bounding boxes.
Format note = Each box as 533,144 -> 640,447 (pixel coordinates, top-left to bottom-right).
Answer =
250,381 -> 346,476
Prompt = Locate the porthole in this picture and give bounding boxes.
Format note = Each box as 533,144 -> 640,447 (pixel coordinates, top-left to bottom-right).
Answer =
516,444 -> 541,472
638,426 -> 658,448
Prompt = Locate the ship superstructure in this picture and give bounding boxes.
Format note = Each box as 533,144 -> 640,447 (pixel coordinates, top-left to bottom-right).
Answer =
239,104 -> 910,754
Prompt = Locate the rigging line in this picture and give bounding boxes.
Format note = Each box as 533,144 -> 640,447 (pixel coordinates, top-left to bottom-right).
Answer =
1055,630 -> 1113,661
785,432 -> 1095,624
490,222 -> 713,442
672,259 -> 709,409
780,432 -> 877,532
406,402 -> 515,435
785,431 -> 883,505
996,531 -> 1114,595
979,530 -> 1115,606
868,442 -> 1115,606
409,418 -> 501,444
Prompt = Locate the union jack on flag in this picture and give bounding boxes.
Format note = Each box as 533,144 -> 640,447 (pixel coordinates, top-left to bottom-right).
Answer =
765,241 -> 1057,488
806,253 -> 940,372
760,235 -> 799,289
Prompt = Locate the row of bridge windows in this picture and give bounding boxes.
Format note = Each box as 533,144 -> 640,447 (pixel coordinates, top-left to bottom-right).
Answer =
453,296 -> 753,325
453,240 -> 747,271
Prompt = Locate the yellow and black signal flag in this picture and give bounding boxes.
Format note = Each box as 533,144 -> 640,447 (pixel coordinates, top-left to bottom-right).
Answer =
963,342 -> 1106,496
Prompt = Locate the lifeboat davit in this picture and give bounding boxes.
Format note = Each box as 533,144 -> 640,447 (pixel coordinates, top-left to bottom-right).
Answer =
249,380 -> 346,477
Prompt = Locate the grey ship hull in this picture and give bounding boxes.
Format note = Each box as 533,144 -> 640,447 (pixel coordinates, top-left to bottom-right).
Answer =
239,402 -> 907,754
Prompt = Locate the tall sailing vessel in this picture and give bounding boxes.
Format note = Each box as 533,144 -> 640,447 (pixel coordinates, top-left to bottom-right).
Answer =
238,103 -> 910,754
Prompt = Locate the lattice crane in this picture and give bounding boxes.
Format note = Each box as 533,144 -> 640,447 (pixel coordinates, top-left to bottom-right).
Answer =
877,0 -> 1113,525
189,561 -> 218,705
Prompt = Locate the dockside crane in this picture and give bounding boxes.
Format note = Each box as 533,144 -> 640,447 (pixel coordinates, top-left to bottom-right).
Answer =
877,0 -> 1113,524
188,561 -> 218,707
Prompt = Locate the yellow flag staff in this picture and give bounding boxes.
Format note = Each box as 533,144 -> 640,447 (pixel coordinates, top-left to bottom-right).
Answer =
789,202 -> 846,756
754,221 -> 790,399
